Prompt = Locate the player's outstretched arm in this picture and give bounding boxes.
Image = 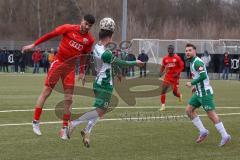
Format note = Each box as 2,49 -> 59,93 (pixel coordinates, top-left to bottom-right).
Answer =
112,57 -> 144,67
22,24 -> 69,53
136,60 -> 144,67
22,43 -> 35,53
101,50 -> 144,68
22,32 -> 59,53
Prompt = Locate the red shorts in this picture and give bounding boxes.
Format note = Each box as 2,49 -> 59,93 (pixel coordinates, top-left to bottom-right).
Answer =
45,60 -> 75,90
162,77 -> 179,90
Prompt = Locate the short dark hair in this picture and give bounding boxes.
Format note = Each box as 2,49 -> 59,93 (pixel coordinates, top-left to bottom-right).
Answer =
185,43 -> 196,50
168,45 -> 174,50
99,29 -> 113,40
84,14 -> 95,24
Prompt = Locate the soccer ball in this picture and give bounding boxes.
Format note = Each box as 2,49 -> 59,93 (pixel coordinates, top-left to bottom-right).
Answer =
100,17 -> 115,32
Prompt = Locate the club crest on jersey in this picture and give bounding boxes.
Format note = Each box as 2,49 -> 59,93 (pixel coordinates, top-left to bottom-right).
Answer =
72,33 -> 76,38
69,40 -> 83,51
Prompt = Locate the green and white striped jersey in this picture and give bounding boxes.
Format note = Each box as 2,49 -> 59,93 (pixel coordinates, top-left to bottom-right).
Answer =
93,43 -> 137,87
190,56 -> 213,97
93,44 -> 113,87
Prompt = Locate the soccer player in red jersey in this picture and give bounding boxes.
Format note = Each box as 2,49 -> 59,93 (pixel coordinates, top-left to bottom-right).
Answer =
22,14 -> 95,139
159,45 -> 184,111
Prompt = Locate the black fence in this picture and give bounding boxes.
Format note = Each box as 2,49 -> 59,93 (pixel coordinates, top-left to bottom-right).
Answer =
0,50 -> 240,75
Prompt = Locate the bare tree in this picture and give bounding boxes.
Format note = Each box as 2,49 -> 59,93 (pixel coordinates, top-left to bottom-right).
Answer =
37,0 -> 42,37
1,0 -> 240,40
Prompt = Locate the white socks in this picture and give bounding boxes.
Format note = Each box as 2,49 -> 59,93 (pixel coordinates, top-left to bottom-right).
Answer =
85,117 -> 99,133
192,116 -> 229,138
72,110 -> 99,127
215,122 -> 228,138
192,116 -> 207,133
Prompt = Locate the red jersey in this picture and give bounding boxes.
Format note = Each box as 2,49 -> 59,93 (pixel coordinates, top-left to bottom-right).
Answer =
34,24 -> 94,73
160,54 -> 184,79
32,50 -> 42,63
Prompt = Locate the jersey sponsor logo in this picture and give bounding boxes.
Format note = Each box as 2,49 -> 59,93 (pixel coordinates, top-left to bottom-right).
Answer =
166,63 -> 176,68
69,40 -> 84,51
82,38 -> 89,44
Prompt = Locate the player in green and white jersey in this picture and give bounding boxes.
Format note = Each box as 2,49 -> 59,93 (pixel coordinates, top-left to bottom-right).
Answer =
67,18 -> 143,147
185,43 -> 231,147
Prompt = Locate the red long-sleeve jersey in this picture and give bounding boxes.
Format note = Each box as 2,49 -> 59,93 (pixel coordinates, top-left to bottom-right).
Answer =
34,24 -> 94,73
160,53 -> 184,79
32,50 -> 42,63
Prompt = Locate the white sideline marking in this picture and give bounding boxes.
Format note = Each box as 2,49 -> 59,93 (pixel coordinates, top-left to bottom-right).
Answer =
0,112 -> 240,127
0,106 -> 240,113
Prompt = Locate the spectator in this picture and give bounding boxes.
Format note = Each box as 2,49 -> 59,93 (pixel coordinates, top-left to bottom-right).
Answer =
19,52 -> 26,74
137,50 -> 149,77
127,52 -> 136,77
212,54 -> 221,74
201,50 -> 211,72
13,50 -> 22,73
2,48 -> 9,72
48,48 -> 55,65
120,48 -> 128,76
32,48 -> 42,74
85,51 -> 96,76
0,48 -> 3,72
113,49 -> 119,58
184,55 -> 191,79
42,48 -> 50,73
222,52 -> 230,80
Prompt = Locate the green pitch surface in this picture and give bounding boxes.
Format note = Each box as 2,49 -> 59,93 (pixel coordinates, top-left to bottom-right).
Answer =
0,73 -> 240,160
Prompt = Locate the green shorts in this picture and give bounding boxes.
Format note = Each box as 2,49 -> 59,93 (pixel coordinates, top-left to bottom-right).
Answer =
93,81 -> 113,108
188,93 -> 215,112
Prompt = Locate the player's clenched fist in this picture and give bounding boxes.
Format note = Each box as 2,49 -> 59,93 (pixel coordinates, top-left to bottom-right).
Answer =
186,81 -> 192,88
136,60 -> 144,67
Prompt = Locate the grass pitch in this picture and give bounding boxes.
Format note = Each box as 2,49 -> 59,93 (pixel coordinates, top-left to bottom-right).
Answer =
0,73 -> 239,160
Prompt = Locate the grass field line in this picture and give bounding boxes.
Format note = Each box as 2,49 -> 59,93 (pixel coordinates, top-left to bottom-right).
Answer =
0,112 -> 240,127
0,106 -> 240,113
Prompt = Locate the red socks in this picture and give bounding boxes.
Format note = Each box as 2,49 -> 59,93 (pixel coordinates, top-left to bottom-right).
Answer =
63,114 -> 71,127
34,107 -> 71,128
161,94 -> 166,104
34,107 -> 42,121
